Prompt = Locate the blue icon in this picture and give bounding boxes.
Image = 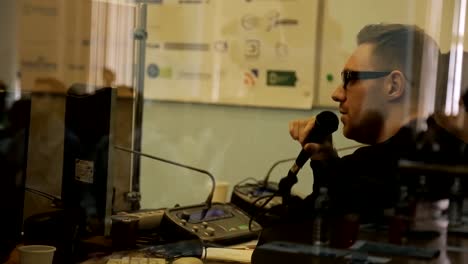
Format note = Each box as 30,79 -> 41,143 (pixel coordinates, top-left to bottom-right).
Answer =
147,64 -> 160,78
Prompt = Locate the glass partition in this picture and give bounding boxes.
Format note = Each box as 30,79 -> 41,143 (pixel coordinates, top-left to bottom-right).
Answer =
1,0 -> 467,263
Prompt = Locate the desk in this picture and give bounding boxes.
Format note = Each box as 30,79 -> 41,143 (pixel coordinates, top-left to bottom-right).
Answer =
79,238 -> 254,264
77,217 -> 468,264
80,237 -> 468,263
239,218 -> 468,264
340,218 -> 468,263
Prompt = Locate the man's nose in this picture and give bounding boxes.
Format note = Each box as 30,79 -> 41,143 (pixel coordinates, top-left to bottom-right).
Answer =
331,84 -> 345,102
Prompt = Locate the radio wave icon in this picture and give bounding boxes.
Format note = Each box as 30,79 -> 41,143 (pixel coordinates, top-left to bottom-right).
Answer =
244,69 -> 258,86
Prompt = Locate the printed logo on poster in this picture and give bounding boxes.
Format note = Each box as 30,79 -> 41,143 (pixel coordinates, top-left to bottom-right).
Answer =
244,69 -> 259,86
147,64 -> 172,79
164,42 -> 210,52
147,42 -> 161,49
241,14 -> 260,30
245,40 -> 260,59
213,41 -> 228,52
68,64 -> 86,71
22,3 -> 58,16
178,0 -> 206,4
21,56 -> 57,72
267,70 -> 297,87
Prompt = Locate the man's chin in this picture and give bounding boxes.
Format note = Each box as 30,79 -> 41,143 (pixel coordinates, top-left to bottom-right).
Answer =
343,127 -> 370,144
342,126 -> 353,139
340,114 -> 347,124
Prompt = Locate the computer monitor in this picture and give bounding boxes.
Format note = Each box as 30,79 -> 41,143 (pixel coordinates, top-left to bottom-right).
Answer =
0,87 -> 31,261
61,84 -> 116,237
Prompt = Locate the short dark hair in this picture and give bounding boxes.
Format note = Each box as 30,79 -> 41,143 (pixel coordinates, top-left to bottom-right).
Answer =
357,23 -> 440,102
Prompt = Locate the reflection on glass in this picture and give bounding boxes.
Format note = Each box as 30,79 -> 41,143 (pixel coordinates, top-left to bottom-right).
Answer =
0,0 -> 467,263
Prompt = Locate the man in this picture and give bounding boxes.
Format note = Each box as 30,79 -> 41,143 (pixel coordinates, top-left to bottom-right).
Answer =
289,23 -> 466,222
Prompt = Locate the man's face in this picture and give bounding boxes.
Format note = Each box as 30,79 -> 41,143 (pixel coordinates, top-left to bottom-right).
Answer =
331,43 -> 389,143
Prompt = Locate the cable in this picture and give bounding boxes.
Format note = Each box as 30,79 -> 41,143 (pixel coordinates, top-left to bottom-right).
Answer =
233,177 -> 259,191
262,157 -> 296,187
25,187 -> 63,207
248,192 -> 279,232
247,144 -> 365,230
262,145 -> 364,187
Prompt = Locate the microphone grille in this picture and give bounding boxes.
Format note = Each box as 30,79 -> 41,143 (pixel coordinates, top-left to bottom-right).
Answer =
316,111 -> 339,134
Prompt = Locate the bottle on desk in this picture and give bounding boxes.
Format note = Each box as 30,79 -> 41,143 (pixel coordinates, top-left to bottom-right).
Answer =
312,187 -> 330,246
448,177 -> 464,227
414,175 -> 431,222
389,185 -> 411,244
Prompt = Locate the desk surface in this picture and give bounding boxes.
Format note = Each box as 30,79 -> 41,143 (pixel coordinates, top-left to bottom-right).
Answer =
351,218 -> 468,264
78,217 -> 468,264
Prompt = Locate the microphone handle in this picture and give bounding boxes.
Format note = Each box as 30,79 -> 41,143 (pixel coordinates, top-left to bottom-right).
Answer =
292,121 -> 342,172
292,150 -> 309,174
280,111 -> 337,205
278,170 -> 298,205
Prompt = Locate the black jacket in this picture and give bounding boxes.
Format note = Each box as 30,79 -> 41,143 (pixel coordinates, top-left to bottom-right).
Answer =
309,117 -> 467,222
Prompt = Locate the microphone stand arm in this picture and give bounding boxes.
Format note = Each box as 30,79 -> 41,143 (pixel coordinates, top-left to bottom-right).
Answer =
114,146 -> 215,211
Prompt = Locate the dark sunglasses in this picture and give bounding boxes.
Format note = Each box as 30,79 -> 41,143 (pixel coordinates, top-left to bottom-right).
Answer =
341,70 -> 392,89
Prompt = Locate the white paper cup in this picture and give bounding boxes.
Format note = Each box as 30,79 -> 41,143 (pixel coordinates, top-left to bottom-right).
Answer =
212,181 -> 230,203
18,245 -> 56,264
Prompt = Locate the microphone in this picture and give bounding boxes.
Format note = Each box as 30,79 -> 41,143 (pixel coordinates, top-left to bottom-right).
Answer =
288,111 -> 339,175
261,144 -> 362,189
279,111 -> 339,203
114,146 -> 216,219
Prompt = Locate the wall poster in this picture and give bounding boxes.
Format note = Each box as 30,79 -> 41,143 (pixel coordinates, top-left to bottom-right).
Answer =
144,0 -> 319,109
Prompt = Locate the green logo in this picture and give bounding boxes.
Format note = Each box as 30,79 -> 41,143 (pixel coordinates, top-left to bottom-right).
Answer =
159,67 -> 172,78
267,70 -> 297,87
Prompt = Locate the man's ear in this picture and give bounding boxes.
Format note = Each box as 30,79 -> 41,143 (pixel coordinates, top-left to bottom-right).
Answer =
385,70 -> 406,100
